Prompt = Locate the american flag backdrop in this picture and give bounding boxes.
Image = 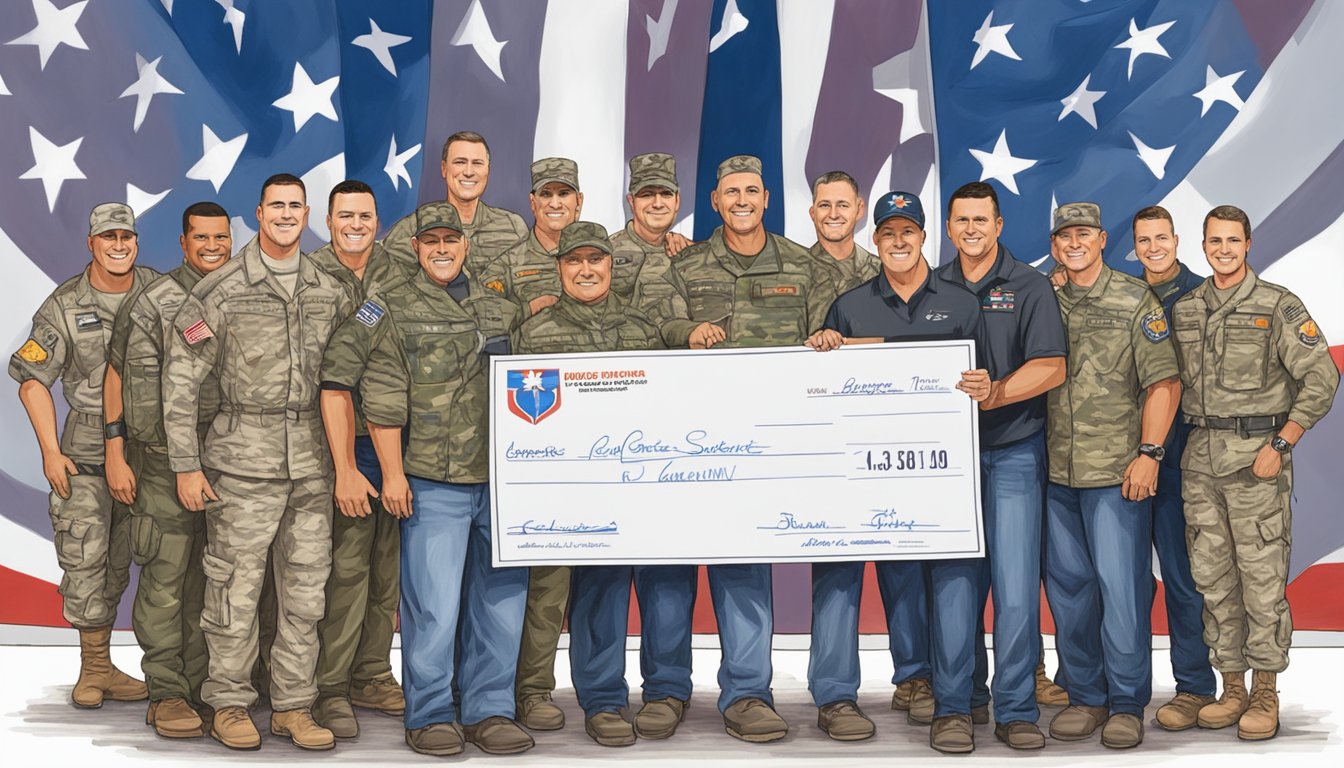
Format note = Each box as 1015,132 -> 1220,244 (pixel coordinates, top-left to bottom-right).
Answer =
1,0 -> 1340,636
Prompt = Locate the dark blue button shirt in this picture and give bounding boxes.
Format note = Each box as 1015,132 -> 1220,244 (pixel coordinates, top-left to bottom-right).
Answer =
936,244 -> 1067,449
823,265 -> 982,349
1149,262 -> 1204,469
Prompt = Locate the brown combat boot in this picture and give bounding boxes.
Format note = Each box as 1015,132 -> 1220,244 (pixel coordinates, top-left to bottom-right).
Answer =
211,706 -> 261,750
1198,671 -> 1249,729
72,626 -> 148,708
1035,661 -> 1069,706
146,696 -> 206,738
1156,692 -> 1215,731
1238,671 -> 1279,741
350,674 -> 405,716
270,707 -> 336,751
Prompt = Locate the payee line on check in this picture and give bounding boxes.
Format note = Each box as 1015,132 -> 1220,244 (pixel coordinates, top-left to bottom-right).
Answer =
841,410 -> 960,418
753,422 -> 833,427
505,473 -> 849,486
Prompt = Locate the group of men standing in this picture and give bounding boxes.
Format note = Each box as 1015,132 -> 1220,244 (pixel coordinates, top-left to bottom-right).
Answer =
9,128 -> 1337,757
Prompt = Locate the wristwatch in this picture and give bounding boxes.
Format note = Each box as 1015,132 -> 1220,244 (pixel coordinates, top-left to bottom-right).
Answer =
1137,443 -> 1165,461
1270,436 -> 1292,454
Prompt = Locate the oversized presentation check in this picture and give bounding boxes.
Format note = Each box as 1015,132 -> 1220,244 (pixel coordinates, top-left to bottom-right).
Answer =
489,341 -> 983,566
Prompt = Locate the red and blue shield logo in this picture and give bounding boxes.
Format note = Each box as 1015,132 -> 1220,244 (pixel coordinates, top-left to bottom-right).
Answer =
506,369 -> 562,424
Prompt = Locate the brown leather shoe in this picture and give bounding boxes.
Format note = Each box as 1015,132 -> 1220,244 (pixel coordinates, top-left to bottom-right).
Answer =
585,711 -> 637,747
1199,671 -> 1249,729
1100,712 -> 1144,749
312,695 -> 358,739
635,697 -> 687,740
146,697 -> 205,739
72,626 -> 148,708
210,706 -> 261,750
517,693 -> 565,731
1156,692 -> 1215,731
995,720 -> 1045,750
930,714 -> 974,754
1238,671 -> 1279,741
406,722 -> 464,756
1035,660 -> 1069,707
723,697 -> 788,743
270,707 -> 335,751
904,679 -> 935,725
350,674 -> 405,716
817,700 -> 875,741
971,703 -> 990,725
1049,705 -> 1109,741
463,715 -> 535,754
891,679 -> 916,711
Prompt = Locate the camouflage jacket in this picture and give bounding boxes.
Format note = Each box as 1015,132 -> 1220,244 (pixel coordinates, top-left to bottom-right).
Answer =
108,263 -> 220,449
659,226 -> 838,348
608,221 -> 681,325
1047,265 -> 1181,487
163,238 -> 354,479
479,230 -> 559,306
320,269 -> 523,484
811,240 -> 880,295
1172,269 -> 1339,477
9,265 -> 158,463
383,200 -> 527,276
513,291 -> 665,355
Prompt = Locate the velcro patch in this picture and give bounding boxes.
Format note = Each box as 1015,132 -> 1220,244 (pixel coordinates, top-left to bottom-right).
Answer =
485,279 -> 506,295
75,312 -> 102,331
1281,302 -> 1306,323
1298,319 -> 1321,347
982,288 -> 1015,312
514,269 -> 541,279
1142,309 -> 1170,342
182,320 -> 214,345
17,338 -> 48,364
355,299 -> 385,328
767,285 -> 799,296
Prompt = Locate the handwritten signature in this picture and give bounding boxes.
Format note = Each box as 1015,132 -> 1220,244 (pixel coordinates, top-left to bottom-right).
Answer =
508,519 -> 619,535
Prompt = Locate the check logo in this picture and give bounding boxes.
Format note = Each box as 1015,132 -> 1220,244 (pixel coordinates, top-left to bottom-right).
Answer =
507,368 -> 562,424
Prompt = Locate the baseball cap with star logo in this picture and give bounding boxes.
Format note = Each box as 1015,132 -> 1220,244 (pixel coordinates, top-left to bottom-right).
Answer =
873,190 -> 925,229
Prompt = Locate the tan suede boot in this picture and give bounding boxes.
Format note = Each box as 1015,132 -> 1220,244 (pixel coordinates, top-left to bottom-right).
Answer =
72,626 -> 148,708
1238,671 -> 1279,741
1198,670 -> 1249,729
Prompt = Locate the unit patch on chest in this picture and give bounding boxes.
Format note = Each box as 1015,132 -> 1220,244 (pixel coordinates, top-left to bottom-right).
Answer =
1142,309 -> 1170,342
75,312 -> 102,331
356,299 -> 385,327
982,289 -> 1015,312
1298,319 -> 1321,347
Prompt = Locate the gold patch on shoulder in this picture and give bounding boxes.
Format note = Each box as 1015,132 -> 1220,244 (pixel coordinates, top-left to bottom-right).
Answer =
485,280 -> 506,294
17,338 -> 48,364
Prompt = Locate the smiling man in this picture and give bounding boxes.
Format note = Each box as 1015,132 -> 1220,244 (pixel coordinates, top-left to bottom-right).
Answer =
808,171 -> 877,293
10,202 -> 157,711
607,152 -> 693,323
481,158 -> 585,317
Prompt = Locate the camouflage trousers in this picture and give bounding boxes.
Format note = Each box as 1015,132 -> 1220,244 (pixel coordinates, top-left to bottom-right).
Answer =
199,472 -> 332,711
515,565 -> 571,703
1183,462 -> 1293,673
128,444 -> 208,704
48,471 -> 132,629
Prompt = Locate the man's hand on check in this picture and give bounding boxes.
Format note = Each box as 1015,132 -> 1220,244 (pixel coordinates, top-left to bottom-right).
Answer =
806,329 -> 845,351
957,368 -> 996,404
689,322 -> 727,349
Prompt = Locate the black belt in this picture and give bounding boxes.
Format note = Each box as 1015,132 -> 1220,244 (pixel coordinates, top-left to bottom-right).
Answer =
73,462 -> 105,478
1185,413 -> 1289,436
220,405 -> 316,420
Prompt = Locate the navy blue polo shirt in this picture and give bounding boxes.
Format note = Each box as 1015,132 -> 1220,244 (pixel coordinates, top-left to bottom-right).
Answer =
936,244 -> 1067,449
823,265 -> 982,350
1149,262 -> 1204,470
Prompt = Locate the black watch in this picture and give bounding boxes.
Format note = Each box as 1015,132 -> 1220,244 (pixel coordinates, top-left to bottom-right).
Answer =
1270,436 -> 1292,454
1137,443 -> 1165,461
104,420 -> 127,441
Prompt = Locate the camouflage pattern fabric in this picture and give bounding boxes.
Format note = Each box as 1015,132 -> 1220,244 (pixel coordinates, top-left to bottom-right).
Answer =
383,201 -> 527,277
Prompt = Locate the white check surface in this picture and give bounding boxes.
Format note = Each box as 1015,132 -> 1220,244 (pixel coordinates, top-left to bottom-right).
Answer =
489,342 -> 983,566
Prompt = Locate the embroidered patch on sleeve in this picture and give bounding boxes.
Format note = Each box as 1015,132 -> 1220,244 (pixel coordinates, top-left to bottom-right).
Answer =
1142,309 -> 1170,342
1298,319 -> 1320,347
356,299 -> 385,327
485,279 -> 506,295
1281,302 -> 1306,323
17,338 -> 48,364
182,320 -> 214,345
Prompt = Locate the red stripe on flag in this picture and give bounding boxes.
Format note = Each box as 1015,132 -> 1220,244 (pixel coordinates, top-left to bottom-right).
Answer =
0,564 -> 67,627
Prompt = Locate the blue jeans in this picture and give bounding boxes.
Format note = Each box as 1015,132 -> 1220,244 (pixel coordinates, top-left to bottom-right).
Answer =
400,479 -> 528,728
569,565 -> 633,717
875,562 -> 931,686
1153,467 -> 1216,696
634,563 -> 773,712
1045,483 -> 1153,716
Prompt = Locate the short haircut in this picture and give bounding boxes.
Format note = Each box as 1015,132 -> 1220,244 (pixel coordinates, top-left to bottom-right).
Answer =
1204,205 -> 1252,240
328,179 -> 376,214
259,173 -> 305,205
1132,205 -> 1174,234
181,201 -> 229,235
442,131 -> 491,162
811,170 -> 859,197
946,181 -> 1000,219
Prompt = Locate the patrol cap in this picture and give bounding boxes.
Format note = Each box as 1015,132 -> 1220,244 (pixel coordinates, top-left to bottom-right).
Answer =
89,202 -> 137,236
556,221 -> 612,257
873,191 -> 925,230
414,201 -> 464,236
531,157 -> 580,193
716,154 -> 763,181
629,152 -> 679,194
1051,201 -> 1102,236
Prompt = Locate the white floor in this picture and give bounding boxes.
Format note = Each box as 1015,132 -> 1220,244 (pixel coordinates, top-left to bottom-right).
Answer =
2,641 -> 1341,767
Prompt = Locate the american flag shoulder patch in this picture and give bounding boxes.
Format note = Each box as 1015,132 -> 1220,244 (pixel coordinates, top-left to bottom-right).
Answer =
182,320 -> 214,345
356,300 -> 385,327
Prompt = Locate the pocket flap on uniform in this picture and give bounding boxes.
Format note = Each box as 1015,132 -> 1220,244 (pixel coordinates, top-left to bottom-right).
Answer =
56,518 -> 92,539
1257,516 -> 1284,544
200,552 -> 235,584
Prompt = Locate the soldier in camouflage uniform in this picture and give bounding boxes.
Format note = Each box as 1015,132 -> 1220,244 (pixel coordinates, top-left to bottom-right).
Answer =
102,202 -> 231,738
163,175 -> 354,752
808,171 -> 878,293
479,158 -> 584,316
1170,206 -> 1339,741
382,131 -> 528,274
509,222 -> 664,748
320,202 -> 532,757
10,202 -> 154,709
308,180 -> 410,738
646,155 -> 838,743
1043,202 -> 1182,750
608,152 -> 690,323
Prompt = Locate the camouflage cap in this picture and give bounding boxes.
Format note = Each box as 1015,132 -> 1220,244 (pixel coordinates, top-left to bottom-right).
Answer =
89,202 -> 137,236
628,152 -> 678,193
1051,201 -> 1102,236
414,201 -> 464,236
531,157 -> 580,193
716,154 -> 763,181
556,221 -> 612,257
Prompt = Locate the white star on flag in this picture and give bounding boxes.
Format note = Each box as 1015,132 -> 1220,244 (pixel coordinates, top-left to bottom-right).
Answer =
120,54 -> 183,132
0,72 -> 9,96
160,0 -> 172,14
126,183 -> 171,218
1129,131 -> 1175,179
1115,17 -> 1175,80
384,135 -> 422,191
6,0 -> 89,71
272,62 -> 340,132
873,37 -> 931,144
19,126 -> 84,212
645,0 -> 679,70
230,215 -> 255,246
970,11 -> 1021,70
302,153 -> 346,240
969,129 -> 1037,195
451,0 -> 508,82
186,124 -> 247,193
215,0 -> 245,53
1193,65 -> 1246,117
353,19 -> 412,77
708,0 -> 749,53
1058,74 -> 1105,129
